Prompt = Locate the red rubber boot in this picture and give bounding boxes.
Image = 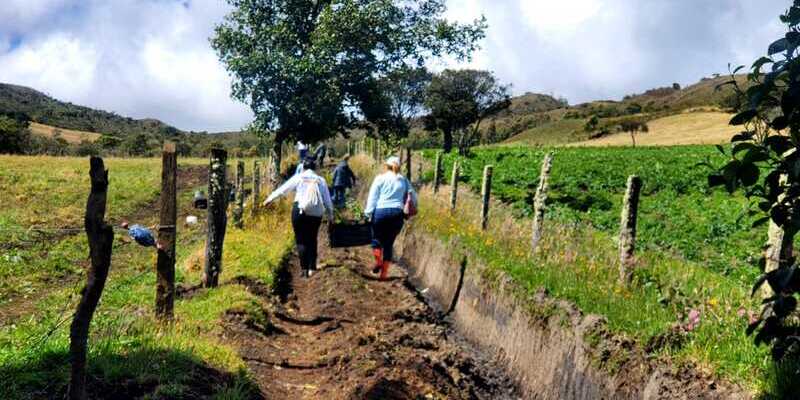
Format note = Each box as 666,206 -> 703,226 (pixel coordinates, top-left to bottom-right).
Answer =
372,247 -> 384,274
380,261 -> 391,281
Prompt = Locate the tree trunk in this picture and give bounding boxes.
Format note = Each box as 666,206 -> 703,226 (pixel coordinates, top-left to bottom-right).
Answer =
443,129 -> 453,153
203,149 -> 228,288
155,142 -> 177,319
69,157 -> 114,400
531,152 -> 553,253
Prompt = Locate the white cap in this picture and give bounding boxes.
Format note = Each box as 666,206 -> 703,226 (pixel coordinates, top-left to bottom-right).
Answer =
385,156 -> 401,167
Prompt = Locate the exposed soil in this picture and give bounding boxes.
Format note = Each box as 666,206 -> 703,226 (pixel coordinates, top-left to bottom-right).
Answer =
223,233 -> 521,399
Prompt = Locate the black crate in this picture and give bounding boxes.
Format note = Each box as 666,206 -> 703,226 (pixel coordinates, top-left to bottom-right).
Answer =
329,222 -> 373,248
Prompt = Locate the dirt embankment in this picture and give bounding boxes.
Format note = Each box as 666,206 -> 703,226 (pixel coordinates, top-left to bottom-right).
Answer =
222,235 -> 521,399
397,227 -> 750,400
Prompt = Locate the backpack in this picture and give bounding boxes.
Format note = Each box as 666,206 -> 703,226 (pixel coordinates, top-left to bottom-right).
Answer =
297,176 -> 325,217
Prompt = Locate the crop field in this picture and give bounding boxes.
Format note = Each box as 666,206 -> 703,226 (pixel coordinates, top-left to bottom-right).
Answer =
427,145 -> 765,284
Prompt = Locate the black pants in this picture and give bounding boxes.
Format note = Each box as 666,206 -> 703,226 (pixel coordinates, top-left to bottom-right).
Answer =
291,204 -> 322,270
371,208 -> 405,262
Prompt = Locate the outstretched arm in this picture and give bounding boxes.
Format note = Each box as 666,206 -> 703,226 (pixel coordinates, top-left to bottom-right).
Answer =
364,177 -> 381,216
319,178 -> 334,219
265,174 -> 300,204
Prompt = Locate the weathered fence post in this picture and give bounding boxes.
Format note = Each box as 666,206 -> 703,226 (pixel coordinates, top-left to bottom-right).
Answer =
271,147 -> 281,186
433,152 -> 442,194
203,149 -> 228,288
531,152 -> 554,253
69,157 -> 114,400
155,142 -> 177,319
764,174 -> 794,297
450,160 -> 459,211
480,165 -> 493,231
405,148 -> 412,180
417,155 -> 423,184
619,175 -> 642,284
252,160 -> 261,216
233,161 -> 245,229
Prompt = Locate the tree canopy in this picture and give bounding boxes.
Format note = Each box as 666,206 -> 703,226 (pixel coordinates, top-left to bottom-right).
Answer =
211,0 -> 486,148
423,68 -> 510,153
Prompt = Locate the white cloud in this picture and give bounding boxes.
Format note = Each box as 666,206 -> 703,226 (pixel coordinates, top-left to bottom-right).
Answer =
0,0 -> 793,130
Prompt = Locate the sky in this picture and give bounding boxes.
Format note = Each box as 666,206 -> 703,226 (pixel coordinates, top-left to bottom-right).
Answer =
0,0 -> 791,132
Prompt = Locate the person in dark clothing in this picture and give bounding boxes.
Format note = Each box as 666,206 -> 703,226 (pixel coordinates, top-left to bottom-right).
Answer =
263,158 -> 334,278
332,155 -> 356,208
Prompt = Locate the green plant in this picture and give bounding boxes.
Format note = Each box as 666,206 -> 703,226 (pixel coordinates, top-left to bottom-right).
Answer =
711,0 -> 800,361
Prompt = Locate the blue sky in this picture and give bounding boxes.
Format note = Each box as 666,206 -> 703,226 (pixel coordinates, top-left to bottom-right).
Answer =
0,0 -> 791,132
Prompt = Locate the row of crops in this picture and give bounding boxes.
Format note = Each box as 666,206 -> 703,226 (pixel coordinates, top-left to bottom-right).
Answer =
426,146 -> 763,283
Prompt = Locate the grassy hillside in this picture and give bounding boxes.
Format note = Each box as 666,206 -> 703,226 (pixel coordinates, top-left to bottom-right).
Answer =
28,122 -> 101,144
570,111 -> 734,147
497,75 -> 745,147
0,83 -> 181,137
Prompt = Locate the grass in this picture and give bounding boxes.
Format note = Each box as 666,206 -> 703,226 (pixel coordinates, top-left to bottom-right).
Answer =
414,185 -> 775,394
0,154 -> 295,399
501,117 -> 586,145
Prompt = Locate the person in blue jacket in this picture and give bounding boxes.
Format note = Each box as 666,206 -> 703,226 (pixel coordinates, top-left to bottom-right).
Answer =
365,156 -> 417,280
331,155 -> 356,208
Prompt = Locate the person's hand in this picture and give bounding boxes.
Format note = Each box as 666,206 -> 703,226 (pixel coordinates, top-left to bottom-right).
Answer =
262,198 -> 271,208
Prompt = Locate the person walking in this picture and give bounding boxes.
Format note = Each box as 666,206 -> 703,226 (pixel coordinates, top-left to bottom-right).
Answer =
264,158 -> 334,278
365,156 -> 417,280
332,155 -> 356,208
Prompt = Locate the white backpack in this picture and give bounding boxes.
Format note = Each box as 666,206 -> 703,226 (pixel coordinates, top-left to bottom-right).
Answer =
297,177 -> 325,217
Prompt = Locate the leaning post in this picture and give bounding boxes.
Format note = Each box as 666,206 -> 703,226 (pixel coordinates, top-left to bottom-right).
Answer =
155,142 -> 177,319
252,160 -> 261,217
480,165 -> 493,231
233,161 -> 245,228
450,160 -> 459,211
619,175 -> 643,284
68,157 -> 114,400
531,152 -> 554,253
433,152 -> 442,194
203,149 -> 228,288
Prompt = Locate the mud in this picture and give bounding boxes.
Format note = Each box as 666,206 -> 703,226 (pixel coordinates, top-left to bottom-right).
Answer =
223,235 -> 521,399
397,226 -> 750,400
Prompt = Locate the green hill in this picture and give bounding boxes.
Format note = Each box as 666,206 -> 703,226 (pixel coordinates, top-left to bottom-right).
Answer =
0,82 -> 182,137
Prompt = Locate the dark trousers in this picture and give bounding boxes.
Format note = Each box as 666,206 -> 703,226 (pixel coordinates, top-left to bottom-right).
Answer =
291,204 -> 322,270
371,208 -> 405,262
332,186 -> 347,208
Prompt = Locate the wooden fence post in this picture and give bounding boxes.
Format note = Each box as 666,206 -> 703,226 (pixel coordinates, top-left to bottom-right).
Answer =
203,149 -> 228,288
68,157 -> 114,400
619,175 -> 642,284
764,174 -> 794,297
233,161 -> 245,228
450,160 -> 459,211
155,142 -> 177,319
405,148 -> 412,180
433,152 -> 442,194
480,165 -> 493,231
531,152 -> 554,253
252,160 -> 261,216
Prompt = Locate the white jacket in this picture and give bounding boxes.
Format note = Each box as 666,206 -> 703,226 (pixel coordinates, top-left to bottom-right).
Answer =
266,170 -> 334,218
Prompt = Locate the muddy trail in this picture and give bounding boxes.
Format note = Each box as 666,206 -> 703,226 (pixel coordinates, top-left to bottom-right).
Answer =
223,233 -> 521,400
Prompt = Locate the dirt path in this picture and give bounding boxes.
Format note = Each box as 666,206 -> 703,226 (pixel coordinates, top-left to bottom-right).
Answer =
224,234 -> 521,399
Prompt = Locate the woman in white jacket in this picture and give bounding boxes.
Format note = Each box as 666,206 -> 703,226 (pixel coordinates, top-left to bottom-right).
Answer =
264,158 -> 334,278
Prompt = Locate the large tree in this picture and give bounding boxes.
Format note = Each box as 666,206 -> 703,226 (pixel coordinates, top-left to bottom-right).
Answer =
211,0 -> 486,159
423,69 -> 510,153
